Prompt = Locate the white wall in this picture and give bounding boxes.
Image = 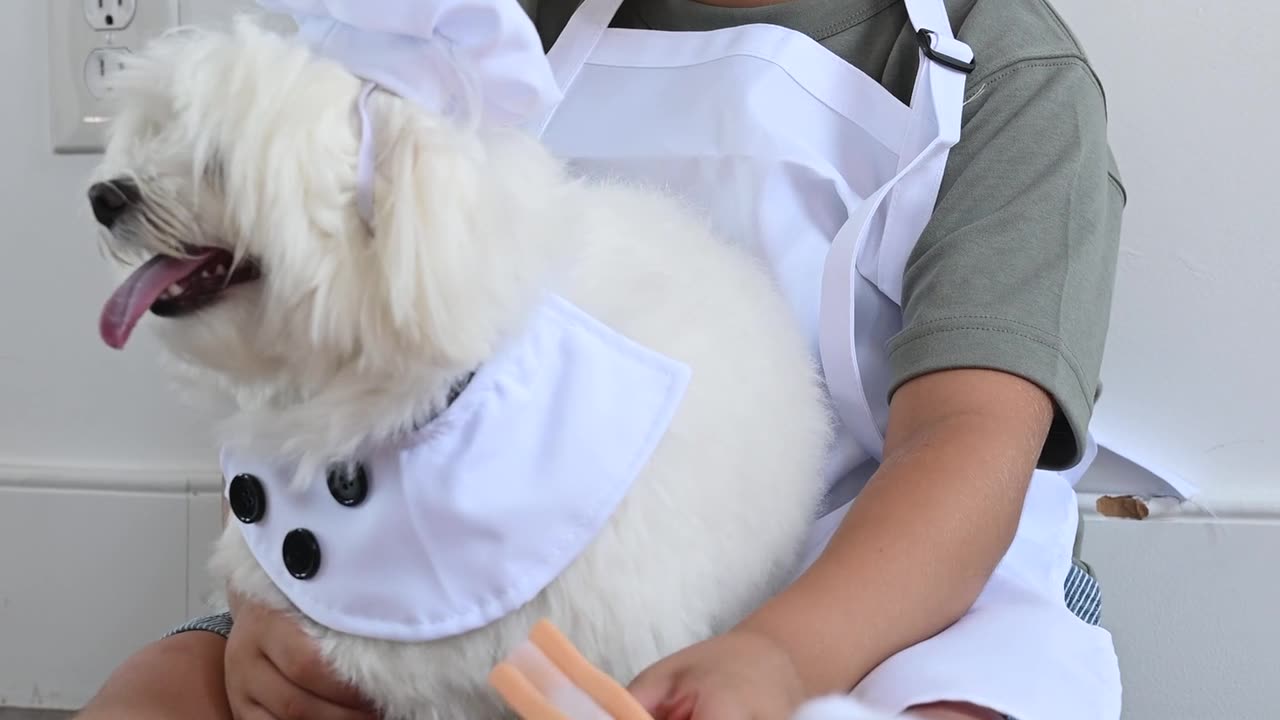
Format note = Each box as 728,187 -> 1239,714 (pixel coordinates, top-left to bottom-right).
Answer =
1081,516 -> 1280,720
0,0 -> 1276,717
2,2 -> 217,474
1053,0 -> 1280,505
0,0 -> 253,711
1050,2 -> 1280,716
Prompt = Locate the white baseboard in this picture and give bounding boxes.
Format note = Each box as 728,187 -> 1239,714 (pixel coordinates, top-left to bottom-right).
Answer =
2,466 -> 1278,717
0,469 -> 224,711
1079,515 -> 1280,720
0,462 -> 221,493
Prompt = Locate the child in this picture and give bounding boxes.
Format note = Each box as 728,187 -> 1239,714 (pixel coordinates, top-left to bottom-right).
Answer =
75,1 -> 1122,718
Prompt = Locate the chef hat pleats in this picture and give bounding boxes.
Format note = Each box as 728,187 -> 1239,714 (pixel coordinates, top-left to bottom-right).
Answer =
256,0 -> 562,129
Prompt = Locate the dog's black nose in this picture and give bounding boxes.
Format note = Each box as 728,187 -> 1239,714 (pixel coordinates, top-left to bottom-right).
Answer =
88,178 -> 139,228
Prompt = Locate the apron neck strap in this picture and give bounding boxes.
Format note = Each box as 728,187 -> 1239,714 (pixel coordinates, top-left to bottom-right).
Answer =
546,0 -> 973,91
536,0 -> 625,132
863,0 -> 974,305
903,0 -> 975,71
825,0 -> 976,456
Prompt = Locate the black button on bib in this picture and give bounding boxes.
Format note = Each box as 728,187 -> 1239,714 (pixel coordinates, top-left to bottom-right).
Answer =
327,463 -> 370,507
282,528 -> 321,580
228,474 -> 266,524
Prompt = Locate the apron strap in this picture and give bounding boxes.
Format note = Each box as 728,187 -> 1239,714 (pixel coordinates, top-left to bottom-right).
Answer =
536,0 -> 626,134
862,0 -> 973,306
820,0 -> 973,456
904,0 -> 974,74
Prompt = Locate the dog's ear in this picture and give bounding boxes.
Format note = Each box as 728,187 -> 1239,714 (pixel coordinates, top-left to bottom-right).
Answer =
365,97 -> 566,368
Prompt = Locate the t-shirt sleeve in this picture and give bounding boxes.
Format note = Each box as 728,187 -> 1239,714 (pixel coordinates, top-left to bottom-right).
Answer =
887,59 -> 1125,470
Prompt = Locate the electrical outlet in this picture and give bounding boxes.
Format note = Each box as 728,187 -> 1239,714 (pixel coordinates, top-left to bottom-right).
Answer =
48,0 -> 180,154
84,0 -> 138,31
84,47 -> 130,99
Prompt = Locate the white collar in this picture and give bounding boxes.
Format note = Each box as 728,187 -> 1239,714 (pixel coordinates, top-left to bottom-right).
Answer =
223,295 -> 691,641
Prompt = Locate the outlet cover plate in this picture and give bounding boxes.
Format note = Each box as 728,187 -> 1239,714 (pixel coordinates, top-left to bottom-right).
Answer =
83,0 -> 140,32
48,0 -> 180,154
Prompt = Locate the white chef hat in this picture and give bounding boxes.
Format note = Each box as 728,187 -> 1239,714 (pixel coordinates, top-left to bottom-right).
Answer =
256,0 -> 562,130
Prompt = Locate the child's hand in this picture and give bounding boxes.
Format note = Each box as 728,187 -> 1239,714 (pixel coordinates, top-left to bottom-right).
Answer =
224,590 -> 378,720
627,628 -> 806,720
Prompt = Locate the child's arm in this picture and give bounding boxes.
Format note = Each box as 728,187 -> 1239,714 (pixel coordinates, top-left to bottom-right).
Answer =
738,367 -> 1053,696
492,370 -> 1046,720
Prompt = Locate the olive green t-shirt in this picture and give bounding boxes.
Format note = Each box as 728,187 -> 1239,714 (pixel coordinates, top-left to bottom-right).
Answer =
520,0 -> 1125,470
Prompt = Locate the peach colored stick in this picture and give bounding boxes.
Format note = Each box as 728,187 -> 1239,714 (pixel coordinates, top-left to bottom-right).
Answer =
489,661 -> 573,720
488,620 -> 657,720
527,620 -> 655,720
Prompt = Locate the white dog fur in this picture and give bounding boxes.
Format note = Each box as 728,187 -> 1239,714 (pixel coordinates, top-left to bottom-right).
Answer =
90,17 -> 836,719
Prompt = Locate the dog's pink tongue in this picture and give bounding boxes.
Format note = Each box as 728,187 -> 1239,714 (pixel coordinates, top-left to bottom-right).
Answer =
100,253 -> 212,349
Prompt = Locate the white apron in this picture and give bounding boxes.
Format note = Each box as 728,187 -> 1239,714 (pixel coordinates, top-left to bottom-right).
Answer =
535,0 -> 1121,717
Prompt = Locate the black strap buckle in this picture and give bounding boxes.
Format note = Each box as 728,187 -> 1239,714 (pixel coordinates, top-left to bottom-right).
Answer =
916,28 -> 975,74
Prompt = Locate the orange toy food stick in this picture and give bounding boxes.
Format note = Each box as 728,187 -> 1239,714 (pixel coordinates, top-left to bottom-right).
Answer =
489,620 -> 655,720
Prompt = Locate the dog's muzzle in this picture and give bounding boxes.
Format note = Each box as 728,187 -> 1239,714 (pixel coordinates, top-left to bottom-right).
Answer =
88,177 -> 141,229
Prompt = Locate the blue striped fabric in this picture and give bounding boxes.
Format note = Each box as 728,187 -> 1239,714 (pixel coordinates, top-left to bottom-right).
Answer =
1064,559 -> 1103,626
164,611 -> 234,639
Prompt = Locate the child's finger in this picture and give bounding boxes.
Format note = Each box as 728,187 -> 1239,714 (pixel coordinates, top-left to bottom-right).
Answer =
652,691 -> 697,720
626,663 -> 679,714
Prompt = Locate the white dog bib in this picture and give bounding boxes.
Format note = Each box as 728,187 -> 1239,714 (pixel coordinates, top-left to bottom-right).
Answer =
222,295 -> 690,641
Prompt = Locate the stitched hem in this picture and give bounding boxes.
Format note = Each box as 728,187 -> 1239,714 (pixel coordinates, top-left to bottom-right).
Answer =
887,318 -> 1093,470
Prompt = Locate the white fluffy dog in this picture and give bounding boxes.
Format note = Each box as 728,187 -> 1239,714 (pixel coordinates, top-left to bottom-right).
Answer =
88,17 -> 833,720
